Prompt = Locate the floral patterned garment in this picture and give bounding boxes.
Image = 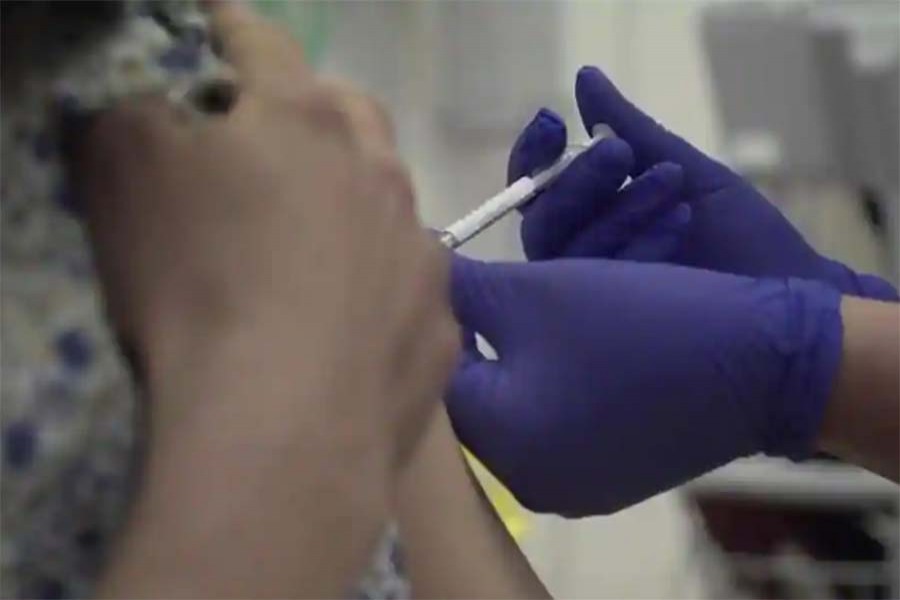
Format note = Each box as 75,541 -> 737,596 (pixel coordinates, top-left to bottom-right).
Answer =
0,3 -> 407,598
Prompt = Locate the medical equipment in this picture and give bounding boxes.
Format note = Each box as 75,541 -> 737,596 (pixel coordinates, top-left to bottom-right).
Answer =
439,128 -> 608,249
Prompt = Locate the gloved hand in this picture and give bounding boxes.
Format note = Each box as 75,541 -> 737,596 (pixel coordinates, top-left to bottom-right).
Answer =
448,256 -> 844,516
510,67 -> 897,301
509,108 -> 692,262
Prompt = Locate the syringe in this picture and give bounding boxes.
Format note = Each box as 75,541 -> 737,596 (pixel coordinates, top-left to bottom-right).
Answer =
438,127 -> 609,249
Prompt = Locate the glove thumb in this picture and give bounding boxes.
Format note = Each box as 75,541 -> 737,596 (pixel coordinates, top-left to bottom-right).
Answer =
445,354 -> 510,468
575,66 -> 733,194
507,108 -> 567,183
446,255 -> 523,466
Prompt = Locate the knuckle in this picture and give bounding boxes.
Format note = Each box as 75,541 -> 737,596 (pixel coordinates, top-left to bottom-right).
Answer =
258,16 -> 305,56
314,78 -> 395,146
296,88 -> 356,142
300,82 -> 348,114
351,96 -> 394,144
369,153 -> 416,215
263,18 -> 297,47
234,20 -> 296,59
210,1 -> 311,92
295,80 -> 398,156
374,153 -> 413,191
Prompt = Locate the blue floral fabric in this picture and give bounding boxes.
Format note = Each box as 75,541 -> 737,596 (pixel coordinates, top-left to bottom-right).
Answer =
0,3 -> 406,598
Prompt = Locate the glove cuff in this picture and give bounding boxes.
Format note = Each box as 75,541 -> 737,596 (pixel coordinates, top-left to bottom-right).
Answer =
764,278 -> 844,460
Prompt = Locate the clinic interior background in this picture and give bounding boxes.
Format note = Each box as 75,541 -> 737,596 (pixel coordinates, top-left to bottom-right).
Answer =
265,1 -> 899,598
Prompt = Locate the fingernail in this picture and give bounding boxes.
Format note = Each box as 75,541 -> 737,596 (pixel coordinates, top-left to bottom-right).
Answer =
525,108 -> 564,140
511,109 -> 567,181
577,65 -> 602,82
534,107 -> 563,128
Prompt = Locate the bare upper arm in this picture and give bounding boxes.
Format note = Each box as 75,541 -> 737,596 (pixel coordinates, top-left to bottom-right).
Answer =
397,406 -> 550,599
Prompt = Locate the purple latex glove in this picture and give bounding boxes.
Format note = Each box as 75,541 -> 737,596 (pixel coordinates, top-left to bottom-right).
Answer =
448,256 -> 844,516
515,67 -> 897,300
510,108 -> 692,262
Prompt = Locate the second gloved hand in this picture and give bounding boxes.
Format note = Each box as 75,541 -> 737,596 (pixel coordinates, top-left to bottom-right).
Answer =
511,67 -> 897,301
448,256 -> 843,516
508,108 -> 691,262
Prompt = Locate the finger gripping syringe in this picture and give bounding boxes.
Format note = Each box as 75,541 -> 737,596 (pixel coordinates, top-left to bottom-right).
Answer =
438,130 -> 606,249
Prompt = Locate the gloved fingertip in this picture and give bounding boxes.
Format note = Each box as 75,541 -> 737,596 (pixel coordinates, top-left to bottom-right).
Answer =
576,65 -> 612,91
508,108 -> 567,182
575,67 -> 733,188
575,65 -> 622,126
444,376 -> 509,468
585,136 -> 635,175
650,202 -> 692,234
445,361 -> 505,450
647,161 -> 685,191
521,137 -> 634,260
534,107 -> 565,129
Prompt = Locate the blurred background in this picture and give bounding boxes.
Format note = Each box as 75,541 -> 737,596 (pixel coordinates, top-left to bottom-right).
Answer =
273,1 -> 900,598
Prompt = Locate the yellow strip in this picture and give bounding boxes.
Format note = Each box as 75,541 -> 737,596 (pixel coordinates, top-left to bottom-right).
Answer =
464,449 -> 530,540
